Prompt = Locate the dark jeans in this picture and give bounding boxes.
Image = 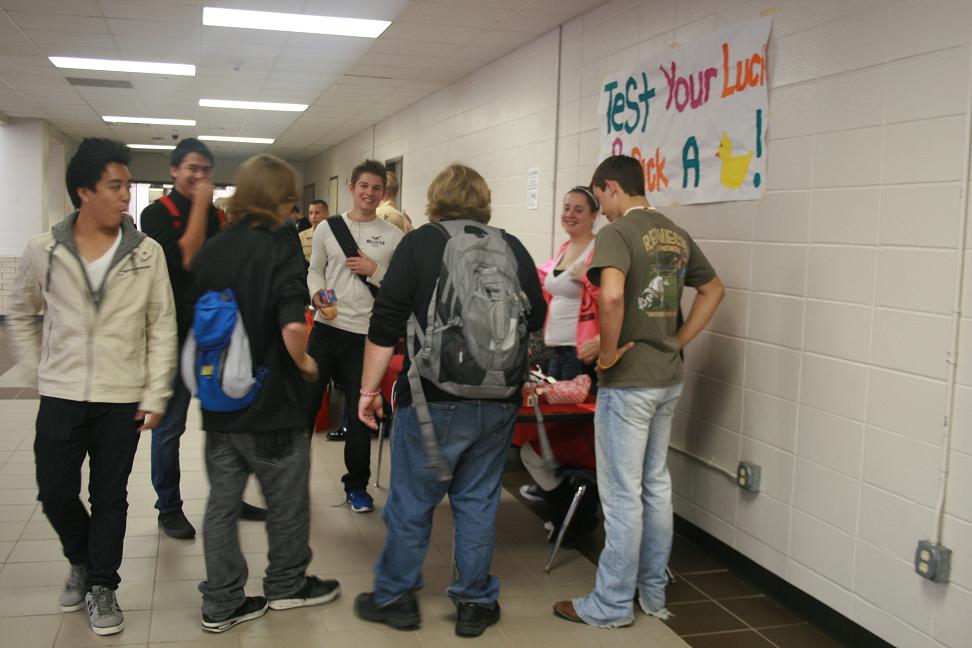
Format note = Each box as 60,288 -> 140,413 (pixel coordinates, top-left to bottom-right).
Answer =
373,401 -> 517,606
199,429 -> 312,619
547,346 -> 584,380
151,372 -> 191,513
305,322 -> 369,492
34,397 -> 141,590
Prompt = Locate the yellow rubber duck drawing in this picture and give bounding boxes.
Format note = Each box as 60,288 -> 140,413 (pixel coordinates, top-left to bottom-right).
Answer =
716,132 -> 753,189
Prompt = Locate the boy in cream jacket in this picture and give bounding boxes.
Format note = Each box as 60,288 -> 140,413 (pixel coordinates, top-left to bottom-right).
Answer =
8,138 -> 176,637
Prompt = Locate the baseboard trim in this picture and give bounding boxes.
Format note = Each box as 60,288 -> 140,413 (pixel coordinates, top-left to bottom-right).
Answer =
674,516 -> 896,648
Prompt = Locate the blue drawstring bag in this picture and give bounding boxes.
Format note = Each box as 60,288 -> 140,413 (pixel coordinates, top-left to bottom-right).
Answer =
181,289 -> 267,412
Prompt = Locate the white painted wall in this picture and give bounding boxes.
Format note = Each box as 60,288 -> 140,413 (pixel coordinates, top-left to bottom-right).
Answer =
304,1 -> 972,645
306,29 -> 561,263
0,119 -> 76,315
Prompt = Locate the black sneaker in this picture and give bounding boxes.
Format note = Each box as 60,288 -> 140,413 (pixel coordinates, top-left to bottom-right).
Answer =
239,502 -> 267,521
326,427 -> 347,441
455,601 -> 500,638
354,591 -> 421,629
268,576 -> 341,610
201,596 -> 268,633
158,510 -> 195,539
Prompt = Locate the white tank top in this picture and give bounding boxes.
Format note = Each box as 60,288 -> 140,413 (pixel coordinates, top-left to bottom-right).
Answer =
543,240 -> 594,347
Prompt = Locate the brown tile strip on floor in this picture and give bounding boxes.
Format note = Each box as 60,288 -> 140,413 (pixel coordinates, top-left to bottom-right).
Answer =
503,466 -> 853,647
761,623 -> 847,648
0,388 -> 24,400
684,629 -> 778,648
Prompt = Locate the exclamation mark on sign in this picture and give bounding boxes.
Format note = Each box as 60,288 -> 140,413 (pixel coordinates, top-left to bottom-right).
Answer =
753,109 -> 763,188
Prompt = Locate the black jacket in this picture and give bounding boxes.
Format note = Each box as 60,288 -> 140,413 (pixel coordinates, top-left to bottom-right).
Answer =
190,218 -> 308,432
368,221 -> 546,407
140,189 -> 223,342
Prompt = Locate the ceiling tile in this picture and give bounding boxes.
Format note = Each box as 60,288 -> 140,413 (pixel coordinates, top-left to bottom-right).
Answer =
301,0 -> 409,21
23,29 -> 116,49
1,1 -> 102,16
0,28 -> 35,55
97,0 -> 199,23
6,11 -> 109,33
380,21 -> 484,44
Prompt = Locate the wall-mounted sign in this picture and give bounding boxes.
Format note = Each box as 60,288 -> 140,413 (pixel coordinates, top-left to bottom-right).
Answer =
599,16 -> 771,205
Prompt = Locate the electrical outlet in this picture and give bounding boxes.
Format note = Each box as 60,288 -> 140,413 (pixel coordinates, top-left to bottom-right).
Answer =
915,541 -> 951,583
737,461 -> 761,493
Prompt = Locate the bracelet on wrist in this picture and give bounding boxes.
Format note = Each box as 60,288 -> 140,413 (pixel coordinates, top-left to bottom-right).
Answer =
596,353 -> 620,370
359,388 -> 381,398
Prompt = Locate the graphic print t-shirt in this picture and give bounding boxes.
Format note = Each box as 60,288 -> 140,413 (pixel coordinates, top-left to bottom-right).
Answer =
587,208 -> 715,388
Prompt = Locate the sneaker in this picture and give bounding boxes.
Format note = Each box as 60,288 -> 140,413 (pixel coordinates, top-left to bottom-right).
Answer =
268,576 -> 341,610
239,502 -> 267,521
201,596 -> 268,633
85,586 -> 124,636
354,591 -> 421,629
326,427 -> 347,441
518,484 -> 545,503
346,489 -> 374,513
543,521 -> 556,542
59,564 -> 87,612
456,601 -> 501,637
158,509 -> 196,539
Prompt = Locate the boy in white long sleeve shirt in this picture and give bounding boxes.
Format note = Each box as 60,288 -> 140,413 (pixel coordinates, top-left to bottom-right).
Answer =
306,159 -> 404,512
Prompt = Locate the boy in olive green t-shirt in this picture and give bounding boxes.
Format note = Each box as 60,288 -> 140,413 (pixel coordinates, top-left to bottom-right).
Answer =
554,155 -> 724,628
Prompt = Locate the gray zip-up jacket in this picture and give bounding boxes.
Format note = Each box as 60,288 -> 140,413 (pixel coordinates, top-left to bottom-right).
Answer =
7,212 -> 177,414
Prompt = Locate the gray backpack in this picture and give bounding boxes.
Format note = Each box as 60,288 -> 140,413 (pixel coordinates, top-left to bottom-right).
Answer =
407,219 -> 531,479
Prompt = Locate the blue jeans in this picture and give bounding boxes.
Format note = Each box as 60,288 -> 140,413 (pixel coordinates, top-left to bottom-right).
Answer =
372,401 -> 517,607
573,383 -> 683,627
151,373 -> 191,513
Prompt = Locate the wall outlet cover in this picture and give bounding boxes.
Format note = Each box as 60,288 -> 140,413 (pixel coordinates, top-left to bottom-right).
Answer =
915,540 -> 951,583
737,461 -> 761,493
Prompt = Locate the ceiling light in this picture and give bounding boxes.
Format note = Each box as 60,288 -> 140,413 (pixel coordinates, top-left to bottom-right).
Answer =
50,56 -> 195,76
202,7 -> 390,38
199,135 -> 274,144
199,99 -> 308,112
103,116 -> 196,126
127,144 -> 176,150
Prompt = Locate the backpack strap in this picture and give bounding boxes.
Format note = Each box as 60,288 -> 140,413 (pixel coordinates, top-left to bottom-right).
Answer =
159,195 -> 180,217
157,195 -> 185,230
325,215 -> 379,298
407,315 -> 451,481
159,195 -> 225,231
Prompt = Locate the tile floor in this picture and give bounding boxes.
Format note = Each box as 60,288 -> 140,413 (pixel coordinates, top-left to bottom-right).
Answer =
0,325 -> 847,647
504,473 -> 846,648
0,392 -> 689,648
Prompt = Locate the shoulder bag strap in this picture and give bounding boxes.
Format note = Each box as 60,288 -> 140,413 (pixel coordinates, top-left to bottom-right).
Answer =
325,215 -> 379,298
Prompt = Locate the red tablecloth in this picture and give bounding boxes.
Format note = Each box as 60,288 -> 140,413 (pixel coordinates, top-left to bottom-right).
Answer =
512,401 -> 595,446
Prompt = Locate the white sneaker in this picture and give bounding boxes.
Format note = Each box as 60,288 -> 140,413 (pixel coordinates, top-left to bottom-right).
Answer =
519,484 -> 545,503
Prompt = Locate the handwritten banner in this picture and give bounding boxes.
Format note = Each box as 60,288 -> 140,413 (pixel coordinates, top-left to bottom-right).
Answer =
599,16 -> 771,206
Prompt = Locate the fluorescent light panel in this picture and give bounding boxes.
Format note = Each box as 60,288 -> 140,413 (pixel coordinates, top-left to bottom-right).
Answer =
199,99 -> 307,112
199,135 -> 274,144
202,7 -> 390,38
50,56 -> 195,76
127,144 -> 176,150
103,116 -> 196,126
